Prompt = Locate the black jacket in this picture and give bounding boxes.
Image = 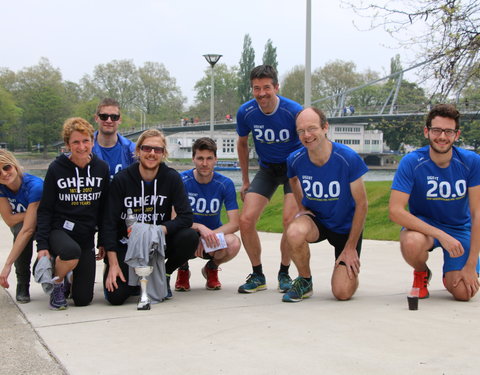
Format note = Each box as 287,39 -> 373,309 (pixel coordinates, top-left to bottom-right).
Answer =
36,153 -> 109,251
102,162 -> 193,253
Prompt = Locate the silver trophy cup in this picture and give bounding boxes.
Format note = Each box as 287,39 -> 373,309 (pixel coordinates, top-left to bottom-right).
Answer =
134,266 -> 154,310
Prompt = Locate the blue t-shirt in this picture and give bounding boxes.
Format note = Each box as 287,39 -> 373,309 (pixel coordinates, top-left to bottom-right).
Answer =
92,132 -> 136,179
236,95 -> 302,166
287,143 -> 368,234
391,146 -> 480,230
181,169 -> 238,230
0,173 -> 43,214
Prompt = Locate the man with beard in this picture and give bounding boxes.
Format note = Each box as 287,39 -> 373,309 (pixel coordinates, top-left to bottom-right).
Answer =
102,129 -> 198,304
389,104 -> 480,302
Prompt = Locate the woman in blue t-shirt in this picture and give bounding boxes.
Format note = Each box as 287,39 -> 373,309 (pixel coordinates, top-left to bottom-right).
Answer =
0,150 -> 43,303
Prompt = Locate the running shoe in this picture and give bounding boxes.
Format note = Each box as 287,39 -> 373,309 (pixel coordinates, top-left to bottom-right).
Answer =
413,267 -> 432,299
50,282 -> 68,310
202,265 -> 221,290
278,272 -> 292,293
175,269 -> 191,291
238,273 -> 267,293
282,277 -> 313,303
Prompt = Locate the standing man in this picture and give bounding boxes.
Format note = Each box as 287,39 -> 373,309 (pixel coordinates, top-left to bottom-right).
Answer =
176,137 -> 241,291
236,65 -> 303,294
389,104 -> 480,301
93,98 -> 136,179
102,129 -> 198,304
284,107 -> 368,302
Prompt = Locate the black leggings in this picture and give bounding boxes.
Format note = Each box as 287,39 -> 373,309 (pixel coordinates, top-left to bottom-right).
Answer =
104,227 -> 198,305
49,229 -> 96,307
11,223 -> 33,286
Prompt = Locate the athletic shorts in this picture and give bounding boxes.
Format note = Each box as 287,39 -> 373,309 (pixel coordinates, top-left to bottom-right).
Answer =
307,214 -> 362,261
411,215 -> 479,274
247,163 -> 292,199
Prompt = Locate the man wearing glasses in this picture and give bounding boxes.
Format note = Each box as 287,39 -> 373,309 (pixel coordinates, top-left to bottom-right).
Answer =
93,98 -> 136,179
389,104 -> 480,302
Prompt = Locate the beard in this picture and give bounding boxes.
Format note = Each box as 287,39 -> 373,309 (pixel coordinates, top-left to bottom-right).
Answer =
428,138 -> 453,154
139,157 -> 161,170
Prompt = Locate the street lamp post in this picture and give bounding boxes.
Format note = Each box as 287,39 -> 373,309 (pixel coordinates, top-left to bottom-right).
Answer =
203,54 -> 222,138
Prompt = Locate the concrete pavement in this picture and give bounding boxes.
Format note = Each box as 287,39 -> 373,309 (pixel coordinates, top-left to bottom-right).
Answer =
1,220 -> 479,375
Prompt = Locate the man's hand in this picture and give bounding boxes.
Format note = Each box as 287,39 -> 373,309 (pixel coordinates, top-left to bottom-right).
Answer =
240,182 -> 250,202
0,264 -> 12,288
438,233 -> 465,258
105,264 -> 126,292
453,265 -> 480,299
335,247 -> 360,279
96,246 -> 105,260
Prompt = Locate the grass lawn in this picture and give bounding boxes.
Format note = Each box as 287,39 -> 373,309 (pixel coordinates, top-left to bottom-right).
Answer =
222,180 -> 401,242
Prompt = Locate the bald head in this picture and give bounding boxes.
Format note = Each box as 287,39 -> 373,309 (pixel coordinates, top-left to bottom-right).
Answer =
296,107 -> 328,129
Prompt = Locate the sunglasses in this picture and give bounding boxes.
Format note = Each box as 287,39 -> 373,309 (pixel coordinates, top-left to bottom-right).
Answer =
98,113 -> 120,121
140,145 -> 165,154
1,164 -> 13,172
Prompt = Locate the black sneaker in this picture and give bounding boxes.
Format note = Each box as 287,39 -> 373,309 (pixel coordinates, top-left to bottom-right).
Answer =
50,282 -> 67,310
16,284 -> 30,304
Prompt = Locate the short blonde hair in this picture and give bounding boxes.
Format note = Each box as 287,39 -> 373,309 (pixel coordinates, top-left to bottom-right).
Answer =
62,117 -> 95,145
0,149 -> 23,178
135,129 -> 169,160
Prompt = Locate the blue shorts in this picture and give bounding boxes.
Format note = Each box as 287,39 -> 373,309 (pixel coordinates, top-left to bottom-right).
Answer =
419,216 -> 479,274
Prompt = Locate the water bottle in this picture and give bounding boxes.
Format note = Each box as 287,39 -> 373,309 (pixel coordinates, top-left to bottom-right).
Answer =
125,208 -> 136,237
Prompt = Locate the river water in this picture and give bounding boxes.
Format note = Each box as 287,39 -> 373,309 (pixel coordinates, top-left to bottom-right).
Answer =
25,166 -> 395,188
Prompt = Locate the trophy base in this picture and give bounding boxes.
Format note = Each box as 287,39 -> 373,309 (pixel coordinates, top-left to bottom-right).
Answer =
137,300 -> 151,310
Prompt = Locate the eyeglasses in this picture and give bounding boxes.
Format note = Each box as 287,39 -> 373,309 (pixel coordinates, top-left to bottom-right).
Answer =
1,164 -> 13,172
140,145 -> 165,154
98,113 -> 120,121
428,127 -> 458,137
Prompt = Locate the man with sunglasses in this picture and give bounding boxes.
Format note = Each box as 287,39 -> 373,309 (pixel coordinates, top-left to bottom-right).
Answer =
389,104 -> 480,302
93,98 -> 136,179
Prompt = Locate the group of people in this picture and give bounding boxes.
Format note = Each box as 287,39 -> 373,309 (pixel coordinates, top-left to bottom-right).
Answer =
0,65 -> 478,311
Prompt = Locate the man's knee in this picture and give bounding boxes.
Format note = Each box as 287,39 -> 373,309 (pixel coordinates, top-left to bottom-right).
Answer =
286,220 -> 309,244
331,266 -> 358,301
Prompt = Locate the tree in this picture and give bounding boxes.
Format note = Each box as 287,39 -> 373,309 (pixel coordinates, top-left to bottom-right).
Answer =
347,0 -> 480,99
237,34 -> 256,104
11,58 -> 70,154
80,59 -> 140,108
191,63 -> 239,121
136,62 -> 185,122
280,65 -> 306,104
312,60 -> 362,115
262,39 -> 278,71
0,87 -> 22,144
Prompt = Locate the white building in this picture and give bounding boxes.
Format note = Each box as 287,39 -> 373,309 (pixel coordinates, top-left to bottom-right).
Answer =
167,131 -> 238,159
166,123 -> 383,159
329,123 -> 383,153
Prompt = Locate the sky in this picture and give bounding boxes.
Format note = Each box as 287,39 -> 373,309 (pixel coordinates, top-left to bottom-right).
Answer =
1,0 -> 417,105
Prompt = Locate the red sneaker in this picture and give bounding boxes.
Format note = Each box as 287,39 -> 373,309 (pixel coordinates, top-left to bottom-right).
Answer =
202,265 -> 221,290
175,269 -> 191,291
413,268 -> 432,299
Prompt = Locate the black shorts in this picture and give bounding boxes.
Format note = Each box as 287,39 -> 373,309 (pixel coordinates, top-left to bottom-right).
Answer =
248,163 -> 292,199
307,214 -> 362,260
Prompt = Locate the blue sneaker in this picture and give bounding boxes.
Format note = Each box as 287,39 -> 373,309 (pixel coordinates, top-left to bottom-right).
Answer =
50,282 -> 68,310
282,277 -> 313,303
278,272 -> 292,293
238,273 -> 267,293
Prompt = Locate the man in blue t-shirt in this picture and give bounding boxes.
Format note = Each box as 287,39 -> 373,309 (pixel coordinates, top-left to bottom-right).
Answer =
93,98 -> 136,179
283,107 -> 368,302
177,137 -> 241,291
236,65 -> 303,294
390,104 -> 480,301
